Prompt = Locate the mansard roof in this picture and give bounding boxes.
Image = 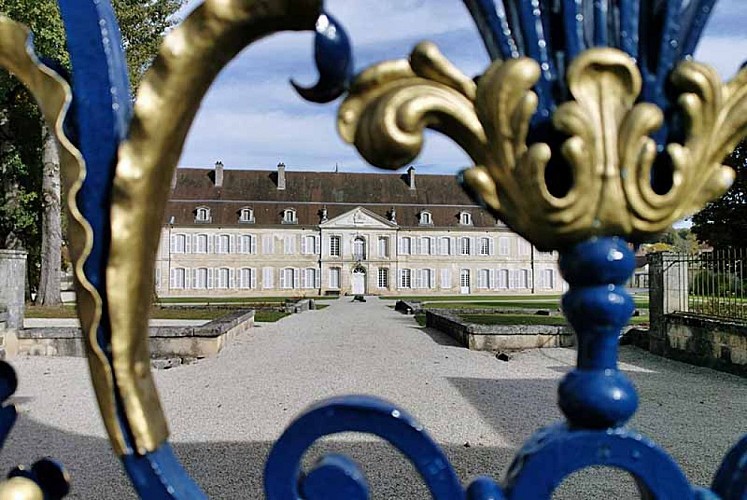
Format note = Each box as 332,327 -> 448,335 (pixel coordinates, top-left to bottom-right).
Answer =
165,167 -> 502,228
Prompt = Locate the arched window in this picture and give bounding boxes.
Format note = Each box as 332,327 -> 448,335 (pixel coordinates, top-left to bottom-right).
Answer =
239,235 -> 256,254
195,206 -> 211,222
282,208 -> 297,224
459,211 -> 472,225
239,207 -> 254,223
194,268 -> 208,289
353,236 -> 366,260
239,268 -> 255,289
195,234 -> 208,253
216,268 -> 230,289
216,234 -> 230,254
419,211 -> 432,225
459,237 -> 471,255
170,268 -> 186,289
171,234 -> 187,253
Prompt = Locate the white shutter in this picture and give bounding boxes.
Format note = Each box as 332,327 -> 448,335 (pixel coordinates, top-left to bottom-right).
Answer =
435,238 -> 441,255
301,269 -> 307,289
489,238 -> 495,256
414,238 -> 420,256
398,269 -> 403,288
263,267 -> 273,289
206,234 -> 213,253
170,235 -> 176,254
208,268 -> 214,289
343,237 -> 350,257
315,269 -> 321,288
229,235 -> 236,254
398,237 -> 403,255
229,268 -> 236,289
314,236 -> 321,255
169,269 -> 175,289
429,268 -> 436,289
280,269 -> 287,289
251,235 -> 257,254
184,268 -> 191,289
449,237 -> 456,256
489,269 -> 496,289
470,237 -> 476,256
251,269 -> 257,289
192,234 -> 199,253
301,236 -> 308,255
293,268 -> 300,289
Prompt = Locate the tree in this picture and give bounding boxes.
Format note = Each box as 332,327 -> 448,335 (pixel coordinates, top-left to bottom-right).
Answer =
692,140 -> 747,250
0,0 -> 184,304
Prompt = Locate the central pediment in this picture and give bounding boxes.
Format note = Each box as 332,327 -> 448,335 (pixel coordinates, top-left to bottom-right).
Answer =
321,207 -> 396,229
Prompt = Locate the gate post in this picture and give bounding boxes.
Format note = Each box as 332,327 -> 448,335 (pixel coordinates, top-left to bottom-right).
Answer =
0,250 -> 26,358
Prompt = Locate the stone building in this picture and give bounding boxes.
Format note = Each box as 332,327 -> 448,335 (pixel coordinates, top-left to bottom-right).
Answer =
157,162 -> 565,297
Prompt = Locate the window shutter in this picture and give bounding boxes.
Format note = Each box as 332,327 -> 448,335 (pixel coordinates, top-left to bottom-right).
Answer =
169,269 -> 175,289
489,238 -> 495,256
251,235 -> 257,254
398,238 -> 403,255
280,269 -> 287,289
229,268 -> 236,289
343,237 -> 350,257
315,269 -> 321,288
314,236 -> 321,255
470,237 -> 476,255
251,269 -> 257,289
449,237 -> 456,256
206,234 -> 213,253
229,235 -> 236,254
170,235 -> 176,254
301,236 -> 307,255
183,268 -> 190,289
301,269 -> 307,289
398,269 -> 403,288
207,268 -> 214,289
429,268 -> 436,289
293,268 -> 300,289
192,234 -> 199,253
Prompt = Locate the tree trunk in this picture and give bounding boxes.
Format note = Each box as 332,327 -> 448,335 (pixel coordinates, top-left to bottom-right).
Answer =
35,124 -> 61,306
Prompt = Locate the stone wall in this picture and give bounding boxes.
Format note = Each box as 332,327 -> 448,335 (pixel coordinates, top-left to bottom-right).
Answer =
0,250 -> 26,330
15,310 -> 254,358
425,310 -> 574,351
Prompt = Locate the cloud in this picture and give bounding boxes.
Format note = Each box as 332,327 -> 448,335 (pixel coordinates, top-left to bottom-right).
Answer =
177,0 -> 747,175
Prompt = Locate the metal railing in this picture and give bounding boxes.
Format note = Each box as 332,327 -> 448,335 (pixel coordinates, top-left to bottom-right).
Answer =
668,249 -> 747,321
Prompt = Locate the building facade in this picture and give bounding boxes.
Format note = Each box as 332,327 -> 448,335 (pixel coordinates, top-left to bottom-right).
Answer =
156,163 -> 565,297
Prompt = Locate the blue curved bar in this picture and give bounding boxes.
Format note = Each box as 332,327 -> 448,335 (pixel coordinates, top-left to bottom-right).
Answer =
712,434 -> 747,500
265,395 -> 465,499
503,423 -> 694,498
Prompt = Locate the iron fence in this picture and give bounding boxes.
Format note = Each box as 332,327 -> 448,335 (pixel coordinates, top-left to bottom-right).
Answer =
667,248 -> 747,321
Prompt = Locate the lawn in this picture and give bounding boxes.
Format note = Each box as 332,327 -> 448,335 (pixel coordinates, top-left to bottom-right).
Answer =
384,294 -> 648,308
254,310 -> 290,322
458,313 -> 649,326
157,296 -> 339,304
26,305 -> 227,321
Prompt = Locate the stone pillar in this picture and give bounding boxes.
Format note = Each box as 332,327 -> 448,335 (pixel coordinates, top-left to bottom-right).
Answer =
648,252 -> 689,355
0,250 -> 27,358
0,250 -> 26,330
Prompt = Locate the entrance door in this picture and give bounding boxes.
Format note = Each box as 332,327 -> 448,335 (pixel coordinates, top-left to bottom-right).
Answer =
351,268 -> 366,295
460,269 -> 471,294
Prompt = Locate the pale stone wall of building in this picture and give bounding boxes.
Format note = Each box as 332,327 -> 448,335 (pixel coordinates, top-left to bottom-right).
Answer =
155,213 -> 566,298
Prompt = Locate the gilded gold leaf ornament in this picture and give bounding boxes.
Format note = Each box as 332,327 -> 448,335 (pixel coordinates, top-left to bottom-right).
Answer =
0,17 -> 123,451
108,0 -> 324,455
0,477 -> 44,500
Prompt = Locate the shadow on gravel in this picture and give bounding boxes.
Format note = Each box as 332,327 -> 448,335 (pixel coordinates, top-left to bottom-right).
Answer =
416,326 -> 462,347
0,415 -> 645,499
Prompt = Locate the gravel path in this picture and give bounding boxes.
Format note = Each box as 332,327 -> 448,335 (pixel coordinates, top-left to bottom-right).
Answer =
2,297 -> 745,498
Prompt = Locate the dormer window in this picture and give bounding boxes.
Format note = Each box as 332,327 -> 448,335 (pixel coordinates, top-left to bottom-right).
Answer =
459,211 -> 472,226
419,210 -> 433,225
239,207 -> 254,223
282,208 -> 297,224
195,206 -> 211,223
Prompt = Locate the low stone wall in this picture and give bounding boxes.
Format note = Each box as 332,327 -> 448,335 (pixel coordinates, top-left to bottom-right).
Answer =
14,310 -> 254,359
654,313 -> 747,377
425,310 -> 574,351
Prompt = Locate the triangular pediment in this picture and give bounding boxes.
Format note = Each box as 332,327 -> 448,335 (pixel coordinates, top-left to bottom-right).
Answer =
321,207 -> 396,229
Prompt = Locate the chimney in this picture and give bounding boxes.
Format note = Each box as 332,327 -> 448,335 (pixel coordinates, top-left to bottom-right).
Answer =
214,160 -> 224,188
170,169 -> 178,191
277,162 -> 286,190
407,166 -> 416,190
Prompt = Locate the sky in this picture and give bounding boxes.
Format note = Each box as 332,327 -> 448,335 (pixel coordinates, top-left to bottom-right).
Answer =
177,0 -> 747,175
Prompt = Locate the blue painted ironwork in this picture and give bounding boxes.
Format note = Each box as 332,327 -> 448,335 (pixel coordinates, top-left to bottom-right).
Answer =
0,0 -> 741,497
291,12 -> 354,103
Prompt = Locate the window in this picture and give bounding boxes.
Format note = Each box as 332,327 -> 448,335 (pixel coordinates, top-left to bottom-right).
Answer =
400,237 -> 412,255
497,269 -> 508,289
171,268 -> 186,289
282,208 -> 297,224
420,237 -> 432,256
459,211 -> 472,225
480,237 -> 491,256
330,236 -> 341,257
459,237 -> 471,256
301,235 -> 319,255
239,268 -> 255,289
329,268 -> 341,289
239,235 -> 256,254
540,269 -> 555,289
518,239 -> 531,256
378,237 -> 390,257
378,268 -> 389,289
171,234 -> 187,253
216,234 -> 230,254
509,269 -> 530,289
262,267 -> 274,289
419,211 -> 432,225
194,268 -> 207,289
440,268 -> 451,288
353,237 -> 366,260
460,269 -> 471,288
216,268 -> 229,289
302,268 -> 319,289
478,269 -> 491,289
399,268 -> 412,289
239,207 -> 254,223
439,237 -> 451,256
195,234 -> 208,253
416,269 -> 434,289
262,235 -> 275,254
499,236 -> 510,256
284,235 -> 296,255
195,207 -> 211,223
280,268 -> 296,289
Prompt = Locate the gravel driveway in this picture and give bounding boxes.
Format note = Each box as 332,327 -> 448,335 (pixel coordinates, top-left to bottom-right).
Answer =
1,297 -> 745,498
